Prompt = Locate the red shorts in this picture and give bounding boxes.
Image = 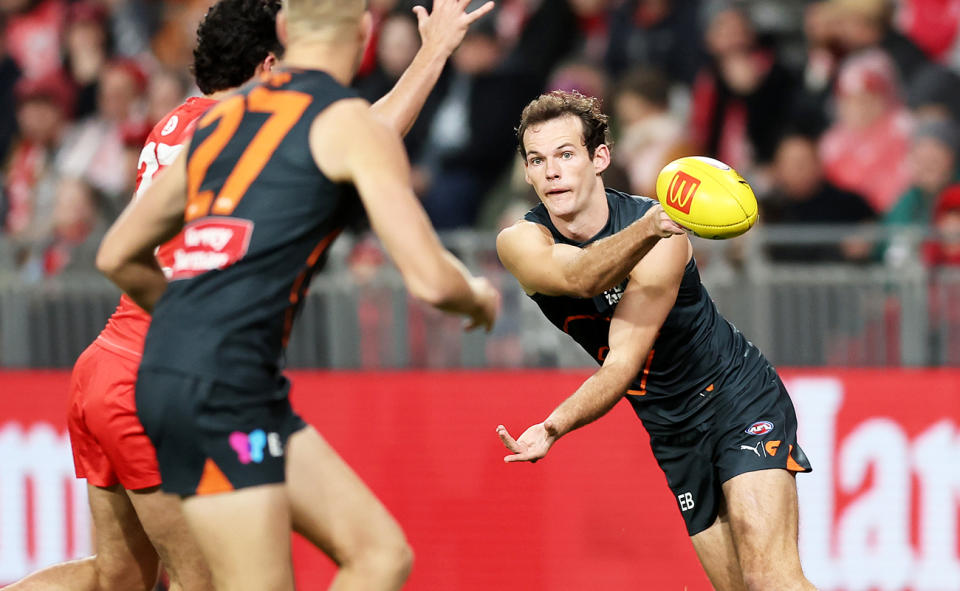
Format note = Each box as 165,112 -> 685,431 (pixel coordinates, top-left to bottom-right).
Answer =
67,341 -> 161,490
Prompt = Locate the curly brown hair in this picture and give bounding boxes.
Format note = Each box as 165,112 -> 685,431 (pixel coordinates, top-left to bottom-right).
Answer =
516,90 -> 611,160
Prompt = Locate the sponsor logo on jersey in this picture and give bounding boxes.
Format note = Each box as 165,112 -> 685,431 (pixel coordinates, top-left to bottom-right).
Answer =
160,115 -> 179,136
229,429 -> 284,464
746,420 -> 774,436
168,217 -> 254,280
666,171 -> 699,214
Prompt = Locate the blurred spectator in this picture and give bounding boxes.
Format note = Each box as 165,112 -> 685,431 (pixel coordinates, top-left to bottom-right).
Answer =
102,0 -> 158,57
20,176 -> 103,279
150,0 -> 211,69
416,14 -> 540,229
820,49 -> 911,214
924,183 -> 960,266
885,118 -> 960,227
355,11 -> 434,162
907,64 -> 960,123
565,0 -> 611,63
606,0 -> 704,85
611,66 -> 688,197
896,0 -> 960,63
790,0 -> 844,137
2,0 -> 66,79
546,59 -> 608,101
2,72 -> 73,242
146,67 -> 189,127
56,58 -> 147,203
762,133 -> 877,263
0,20 -> 22,163
64,1 -> 111,120
690,6 -> 798,173
831,0 -> 931,87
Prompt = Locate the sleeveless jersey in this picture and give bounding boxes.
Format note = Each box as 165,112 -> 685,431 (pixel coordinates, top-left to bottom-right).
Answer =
139,69 -> 359,390
524,188 -> 770,430
96,97 -> 217,361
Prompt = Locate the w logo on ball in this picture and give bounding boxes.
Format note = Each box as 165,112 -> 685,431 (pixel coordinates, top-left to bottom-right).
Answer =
666,171 -> 700,215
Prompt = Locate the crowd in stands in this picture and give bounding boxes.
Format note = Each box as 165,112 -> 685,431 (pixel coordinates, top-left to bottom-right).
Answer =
4,0 -> 960,282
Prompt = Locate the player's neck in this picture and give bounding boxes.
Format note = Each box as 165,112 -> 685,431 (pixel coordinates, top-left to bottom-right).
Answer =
549,182 -> 609,243
281,40 -> 359,87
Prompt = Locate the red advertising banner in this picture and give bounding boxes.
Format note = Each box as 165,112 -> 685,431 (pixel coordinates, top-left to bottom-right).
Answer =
0,370 -> 957,590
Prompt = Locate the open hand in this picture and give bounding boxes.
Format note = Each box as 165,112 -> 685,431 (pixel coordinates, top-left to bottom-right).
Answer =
496,421 -> 557,463
413,0 -> 496,58
644,204 -> 686,238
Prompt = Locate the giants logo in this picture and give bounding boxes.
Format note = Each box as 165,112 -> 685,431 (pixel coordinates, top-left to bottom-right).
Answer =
665,171 -> 700,215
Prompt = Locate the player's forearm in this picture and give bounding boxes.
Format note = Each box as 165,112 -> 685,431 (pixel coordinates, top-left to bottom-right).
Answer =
544,360 -> 638,437
565,218 -> 662,297
419,251 -> 483,314
98,252 -> 167,313
369,46 -> 448,137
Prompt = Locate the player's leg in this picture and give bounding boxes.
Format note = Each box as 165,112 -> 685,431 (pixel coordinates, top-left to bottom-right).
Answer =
180,484 -> 295,591
722,469 -> 817,591
124,485 -> 212,591
689,507 -> 747,591
1,557 -> 98,590
8,483 -> 160,591
286,426 -> 413,591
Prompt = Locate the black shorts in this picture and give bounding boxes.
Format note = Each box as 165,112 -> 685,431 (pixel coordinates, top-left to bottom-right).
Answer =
647,369 -> 812,536
135,368 -> 307,497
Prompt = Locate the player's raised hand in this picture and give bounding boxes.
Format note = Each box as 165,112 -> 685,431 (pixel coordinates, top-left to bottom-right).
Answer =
643,203 -> 686,238
413,0 -> 496,58
464,276 -> 500,332
496,421 -> 557,463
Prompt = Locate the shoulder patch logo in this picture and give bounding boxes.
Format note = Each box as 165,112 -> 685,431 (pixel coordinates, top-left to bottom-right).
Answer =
160,115 -> 179,137
745,421 -> 774,436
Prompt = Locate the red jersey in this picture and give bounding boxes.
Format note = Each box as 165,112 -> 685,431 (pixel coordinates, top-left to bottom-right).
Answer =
95,97 -> 216,361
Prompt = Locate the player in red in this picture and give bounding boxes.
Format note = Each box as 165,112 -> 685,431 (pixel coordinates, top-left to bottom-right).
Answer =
8,0 -> 493,589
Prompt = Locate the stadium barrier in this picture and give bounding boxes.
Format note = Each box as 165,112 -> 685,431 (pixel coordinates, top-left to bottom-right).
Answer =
0,369 -> 956,590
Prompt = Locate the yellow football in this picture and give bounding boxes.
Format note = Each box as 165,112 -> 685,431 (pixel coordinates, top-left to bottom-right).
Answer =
655,156 -> 758,239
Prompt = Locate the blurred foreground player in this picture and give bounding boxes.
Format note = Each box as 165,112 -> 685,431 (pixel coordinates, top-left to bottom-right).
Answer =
7,2 -> 283,588
495,91 -> 817,591
10,0 -> 494,589
96,1 -> 499,590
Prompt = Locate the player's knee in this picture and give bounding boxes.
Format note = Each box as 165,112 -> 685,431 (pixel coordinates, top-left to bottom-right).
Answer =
352,535 -> 413,584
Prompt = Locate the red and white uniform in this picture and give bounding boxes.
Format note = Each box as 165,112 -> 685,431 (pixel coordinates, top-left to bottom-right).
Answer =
68,97 -> 216,489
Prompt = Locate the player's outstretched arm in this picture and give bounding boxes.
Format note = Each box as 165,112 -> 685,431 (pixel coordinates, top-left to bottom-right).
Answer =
496,204 -> 684,298
97,147 -> 190,312
311,99 -> 499,330
369,0 -> 494,136
497,235 -> 690,463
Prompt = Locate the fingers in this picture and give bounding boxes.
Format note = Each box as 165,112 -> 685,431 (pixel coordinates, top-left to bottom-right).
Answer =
466,0 -> 495,22
496,424 -> 522,453
504,452 -> 540,463
411,4 -> 428,28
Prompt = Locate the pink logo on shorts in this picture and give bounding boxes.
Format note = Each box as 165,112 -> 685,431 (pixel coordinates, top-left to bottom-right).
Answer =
745,421 -> 774,436
229,429 -> 267,464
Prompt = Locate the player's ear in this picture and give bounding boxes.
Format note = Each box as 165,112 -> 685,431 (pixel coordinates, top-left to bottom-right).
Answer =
276,9 -> 288,47
262,53 -> 278,74
592,144 -> 611,175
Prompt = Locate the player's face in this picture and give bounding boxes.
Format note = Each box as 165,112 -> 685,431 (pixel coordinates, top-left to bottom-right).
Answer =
522,115 -> 609,218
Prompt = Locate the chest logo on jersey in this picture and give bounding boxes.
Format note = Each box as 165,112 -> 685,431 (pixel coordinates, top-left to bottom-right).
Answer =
167,217 -> 254,281
666,171 -> 699,215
